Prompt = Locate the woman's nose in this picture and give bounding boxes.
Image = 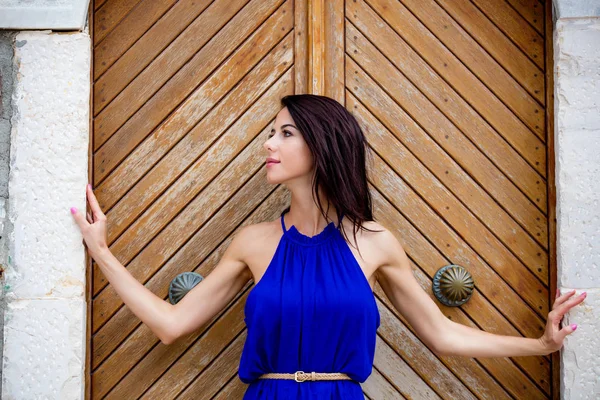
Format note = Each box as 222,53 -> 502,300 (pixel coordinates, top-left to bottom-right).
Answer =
263,139 -> 274,152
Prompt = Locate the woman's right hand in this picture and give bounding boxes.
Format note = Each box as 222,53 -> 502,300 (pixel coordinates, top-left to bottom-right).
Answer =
70,184 -> 109,260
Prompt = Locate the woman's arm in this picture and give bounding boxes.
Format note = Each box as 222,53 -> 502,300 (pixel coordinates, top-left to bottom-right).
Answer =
438,289 -> 584,357
72,184 -> 251,345
93,233 -> 251,345
93,249 -> 175,344
374,225 -> 585,358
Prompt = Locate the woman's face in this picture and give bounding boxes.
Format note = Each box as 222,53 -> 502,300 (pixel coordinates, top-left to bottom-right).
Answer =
263,107 -> 314,185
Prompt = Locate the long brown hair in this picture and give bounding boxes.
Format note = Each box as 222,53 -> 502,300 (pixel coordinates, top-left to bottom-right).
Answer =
279,94 -> 381,251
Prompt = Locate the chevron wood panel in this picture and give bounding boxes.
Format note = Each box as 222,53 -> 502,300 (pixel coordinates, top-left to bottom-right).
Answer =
90,0 -> 555,398
342,0 -> 553,398
90,0 -> 311,397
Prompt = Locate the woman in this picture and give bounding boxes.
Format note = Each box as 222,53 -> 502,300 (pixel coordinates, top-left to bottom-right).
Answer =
72,94 -> 585,399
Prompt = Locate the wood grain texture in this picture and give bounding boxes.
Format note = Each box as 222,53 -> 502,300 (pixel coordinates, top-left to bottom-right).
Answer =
90,0 -> 554,397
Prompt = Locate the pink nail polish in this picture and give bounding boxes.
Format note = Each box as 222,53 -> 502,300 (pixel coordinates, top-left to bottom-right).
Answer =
571,324 -> 577,331
70,207 -> 77,214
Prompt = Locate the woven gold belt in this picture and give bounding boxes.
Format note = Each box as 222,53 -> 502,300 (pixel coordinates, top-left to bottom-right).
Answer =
258,371 -> 353,382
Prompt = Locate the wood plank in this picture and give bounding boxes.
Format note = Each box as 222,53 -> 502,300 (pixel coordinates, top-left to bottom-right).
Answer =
435,0 -> 544,102
348,0 -> 546,178
374,335 -> 442,399
93,2 -> 292,187
294,0 -> 309,94
369,186 -> 549,397
506,0 -> 544,35
213,374 -> 249,400
347,66 -> 549,291
352,92 -> 548,317
352,0 -> 545,148
92,183 -> 288,389
544,0 -> 560,397
92,122 -> 283,336
375,297 -> 478,400
104,291 -> 249,399
308,0 -> 325,94
364,145 -> 549,358
362,367 -> 406,400
177,331 -> 248,400
94,0 -> 109,11
346,23 -> 548,249
93,0 -> 143,46
92,178 -> 286,370
93,0 -> 284,152
471,0 -> 544,67
397,0 -> 545,108
92,67 -> 293,299
94,0 -> 214,104
324,0 -> 344,102
94,15 -> 293,216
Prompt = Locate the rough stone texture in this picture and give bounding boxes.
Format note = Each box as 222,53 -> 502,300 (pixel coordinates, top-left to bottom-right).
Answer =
555,19 -> 600,289
0,30 -> 18,396
0,0 -> 90,30
554,0 -> 600,398
553,0 -> 600,20
2,298 -> 85,399
560,288 -> 600,399
1,30 -> 90,400
5,30 -> 90,300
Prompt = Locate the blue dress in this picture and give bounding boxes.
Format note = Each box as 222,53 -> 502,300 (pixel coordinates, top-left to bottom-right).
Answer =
239,210 -> 381,399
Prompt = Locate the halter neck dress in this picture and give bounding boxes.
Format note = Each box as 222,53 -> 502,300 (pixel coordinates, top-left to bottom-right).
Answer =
238,210 -> 381,399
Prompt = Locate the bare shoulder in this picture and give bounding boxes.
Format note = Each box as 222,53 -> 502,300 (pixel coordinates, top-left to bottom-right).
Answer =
229,218 -> 283,283
345,220 -> 406,271
363,221 -> 405,259
231,220 -> 280,256
346,220 -> 396,251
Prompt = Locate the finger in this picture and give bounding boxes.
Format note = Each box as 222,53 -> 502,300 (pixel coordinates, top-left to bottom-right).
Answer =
553,289 -> 577,309
86,211 -> 93,224
554,292 -> 587,318
70,207 -> 88,229
558,323 -> 578,342
86,184 -> 105,219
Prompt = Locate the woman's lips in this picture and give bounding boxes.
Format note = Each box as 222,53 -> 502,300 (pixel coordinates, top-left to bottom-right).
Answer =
266,161 -> 279,167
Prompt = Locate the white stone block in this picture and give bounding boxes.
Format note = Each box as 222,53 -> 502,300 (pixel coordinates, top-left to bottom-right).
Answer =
7,31 -> 90,299
553,0 -> 600,20
555,19 -> 600,133
556,129 -> 600,288
560,288 -> 600,399
0,0 -> 90,30
2,298 -> 86,400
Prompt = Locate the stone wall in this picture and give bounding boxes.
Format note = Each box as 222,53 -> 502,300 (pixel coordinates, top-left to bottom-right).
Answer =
553,0 -> 600,398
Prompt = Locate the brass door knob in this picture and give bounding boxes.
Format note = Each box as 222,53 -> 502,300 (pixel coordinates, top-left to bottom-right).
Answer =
432,265 -> 474,307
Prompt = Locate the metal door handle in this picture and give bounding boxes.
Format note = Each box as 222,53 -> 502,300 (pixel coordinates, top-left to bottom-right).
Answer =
432,265 -> 474,307
169,271 -> 203,304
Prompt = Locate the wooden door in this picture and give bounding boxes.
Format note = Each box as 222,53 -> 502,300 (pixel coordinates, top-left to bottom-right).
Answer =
89,0 -> 307,397
88,0 -> 556,398
333,0 -> 555,398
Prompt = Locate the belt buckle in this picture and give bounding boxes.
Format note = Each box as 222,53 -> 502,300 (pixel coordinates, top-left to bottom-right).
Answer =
294,370 -> 307,382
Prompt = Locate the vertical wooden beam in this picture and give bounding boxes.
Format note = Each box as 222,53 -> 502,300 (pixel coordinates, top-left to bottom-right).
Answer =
324,0 -> 345,104
545,0 -> 559,398
308,0 -> 325,94
301,0 -> 344,101
86,2 -> 94,399
294,0 -> 309,94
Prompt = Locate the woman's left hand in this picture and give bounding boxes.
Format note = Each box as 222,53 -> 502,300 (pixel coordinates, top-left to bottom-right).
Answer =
539,289 -> 587,353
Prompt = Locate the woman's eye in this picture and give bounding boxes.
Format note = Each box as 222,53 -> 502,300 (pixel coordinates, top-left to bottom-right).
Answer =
268,131 -> 292,138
